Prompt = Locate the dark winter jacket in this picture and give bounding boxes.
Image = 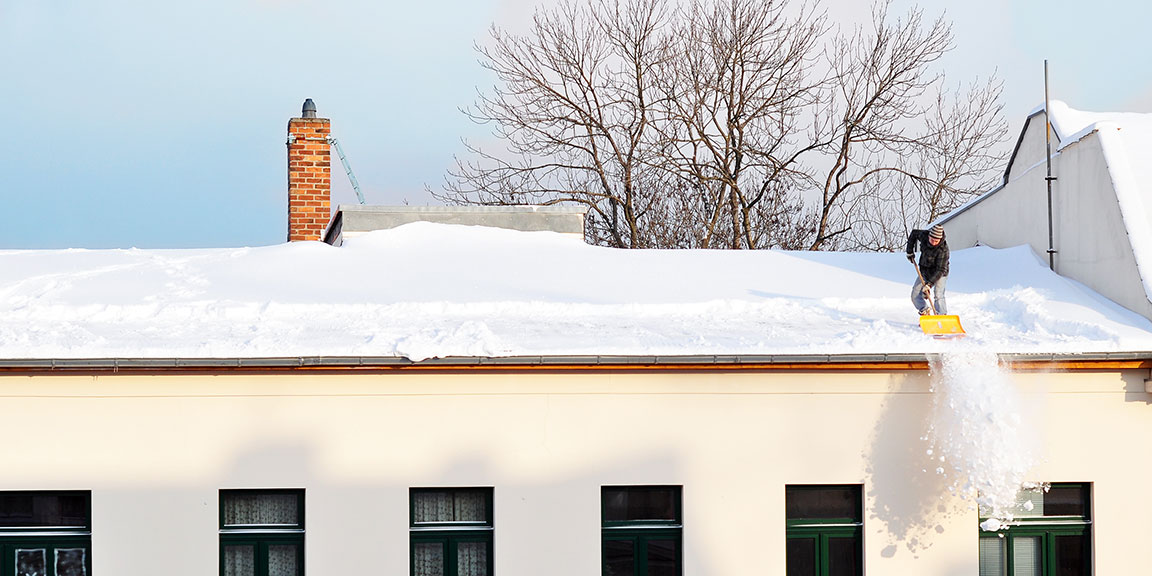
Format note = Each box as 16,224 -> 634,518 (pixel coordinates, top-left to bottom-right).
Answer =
906,229 -> 949,285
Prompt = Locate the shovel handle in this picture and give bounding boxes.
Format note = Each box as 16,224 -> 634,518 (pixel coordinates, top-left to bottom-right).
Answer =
909,258 -> 937,315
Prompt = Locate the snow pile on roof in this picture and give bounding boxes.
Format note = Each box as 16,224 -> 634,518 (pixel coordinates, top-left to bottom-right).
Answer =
1,222 -> 1150,360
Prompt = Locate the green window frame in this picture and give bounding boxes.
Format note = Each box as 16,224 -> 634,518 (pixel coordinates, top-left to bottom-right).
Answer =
601,485 -> 682,576
785,484 -> 863,576
410,487 -> 493,576
0,491 -> 92,576
219,489 -> 304,576
978,483 -> 1091,576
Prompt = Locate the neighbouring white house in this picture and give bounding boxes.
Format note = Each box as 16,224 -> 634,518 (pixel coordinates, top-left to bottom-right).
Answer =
0,101 -> 1150,576
941,101 -> 1152,322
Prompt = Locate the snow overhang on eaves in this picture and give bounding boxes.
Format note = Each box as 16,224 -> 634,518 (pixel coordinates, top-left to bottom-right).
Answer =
0,353 -> 1150,373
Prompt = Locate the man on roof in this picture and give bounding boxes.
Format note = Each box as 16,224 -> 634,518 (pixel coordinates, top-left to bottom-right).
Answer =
906,224 -> 949,315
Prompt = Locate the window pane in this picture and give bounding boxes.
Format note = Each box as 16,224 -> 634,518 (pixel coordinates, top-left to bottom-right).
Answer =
16,549 -> 45,576
55,548 -> 87,576
223,545 -> 256,576
979,538 -> 1005,576
413,542 -> 445,576
1014,490 -> 1045,517
1045,485 -> 1088,517
603,487 -> 679,522
1012,536 -> 1041,576
646,538 -> 679,576
457,541 -> 489,576
785,486 -> 861,521
604,539 -> 635,576
827,536 -> 861,576
1054,534 -> 1087,576
268,544 -> 299,576
455,492 -> 487,523
786,538 -> 816,576
414,492 -> 455,523
0,493 -> 89,527
222,492 -> 300,526
412,490 -> 490,524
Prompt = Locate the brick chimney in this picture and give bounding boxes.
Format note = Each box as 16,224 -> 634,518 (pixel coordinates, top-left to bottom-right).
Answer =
287,99 -> 331,242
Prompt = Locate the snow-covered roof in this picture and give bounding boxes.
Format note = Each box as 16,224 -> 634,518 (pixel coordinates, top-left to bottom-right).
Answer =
1044,100 -> 1152,156
2,222 -> 1151,361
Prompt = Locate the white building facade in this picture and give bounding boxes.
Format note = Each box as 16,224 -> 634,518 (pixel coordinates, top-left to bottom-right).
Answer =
0,356 -> 1147,575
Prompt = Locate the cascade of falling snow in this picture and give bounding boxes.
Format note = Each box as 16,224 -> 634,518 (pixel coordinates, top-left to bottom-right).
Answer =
925,348 -> 1040,529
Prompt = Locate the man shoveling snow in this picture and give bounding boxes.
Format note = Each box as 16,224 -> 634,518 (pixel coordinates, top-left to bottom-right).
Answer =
907,224 -> 950,315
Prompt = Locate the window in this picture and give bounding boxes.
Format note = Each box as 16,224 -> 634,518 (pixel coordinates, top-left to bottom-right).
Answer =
978,483 -> 1091,576
785,485 -> 862,576
602,486 -> 682,576
0,491 -> 91,576
219,489 -> 304,576
410,488 -> 493,576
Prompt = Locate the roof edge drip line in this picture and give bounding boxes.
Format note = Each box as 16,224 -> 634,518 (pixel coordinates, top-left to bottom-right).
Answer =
0,353 -> 1149,373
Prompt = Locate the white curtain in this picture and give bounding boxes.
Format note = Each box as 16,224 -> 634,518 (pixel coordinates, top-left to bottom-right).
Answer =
267,544 -> 298,576
413,491 -> 485,523
223,545 -> 255,576
413,542 -> 445,576
455,493 -> 486,522
414,492 -> 455,523
457,542 -> 488,576
54,549 -> 87,576
223,494 -> 298,526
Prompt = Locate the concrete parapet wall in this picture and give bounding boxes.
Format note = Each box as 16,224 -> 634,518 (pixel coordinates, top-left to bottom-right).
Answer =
324,205 -> 588,245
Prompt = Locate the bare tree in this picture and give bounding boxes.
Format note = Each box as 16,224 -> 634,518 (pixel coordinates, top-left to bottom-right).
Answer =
906,77 -> 1009,221
436,0 -> 674,248
822,77 -> 1009,251
440,0 -> 1010,251
807,1 -> 952,250
655,0 -> 825,249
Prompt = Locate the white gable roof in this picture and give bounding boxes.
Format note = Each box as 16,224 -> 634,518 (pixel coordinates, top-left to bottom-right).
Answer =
1,222 -> 1150,361
940,102 -> 1152,324
1046,101 -> 1152,299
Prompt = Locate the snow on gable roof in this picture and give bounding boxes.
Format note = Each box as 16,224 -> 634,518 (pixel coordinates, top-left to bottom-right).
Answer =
2,222 -> 1151,361
994,101 -> 1152,188
1043,100 -> 1152,154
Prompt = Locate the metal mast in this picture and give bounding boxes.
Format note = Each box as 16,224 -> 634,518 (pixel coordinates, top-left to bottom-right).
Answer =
1044,60 -> 1057,271
328,136 -> 366,205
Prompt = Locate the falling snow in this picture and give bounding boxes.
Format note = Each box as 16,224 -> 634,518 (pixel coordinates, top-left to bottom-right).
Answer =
926,349 -> 1042,529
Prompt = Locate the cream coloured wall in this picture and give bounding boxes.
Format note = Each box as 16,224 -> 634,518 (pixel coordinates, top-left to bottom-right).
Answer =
0,368 -> 1147,575
1004,113 -> 1057,183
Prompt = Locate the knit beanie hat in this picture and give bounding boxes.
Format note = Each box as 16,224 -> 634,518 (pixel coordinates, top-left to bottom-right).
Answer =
929,225 -> 944,239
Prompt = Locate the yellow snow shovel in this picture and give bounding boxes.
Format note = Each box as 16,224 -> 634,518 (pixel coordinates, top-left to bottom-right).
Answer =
910,260 -> 966,337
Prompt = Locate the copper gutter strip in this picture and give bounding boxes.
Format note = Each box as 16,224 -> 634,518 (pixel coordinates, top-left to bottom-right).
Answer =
0,354 -> 1148,375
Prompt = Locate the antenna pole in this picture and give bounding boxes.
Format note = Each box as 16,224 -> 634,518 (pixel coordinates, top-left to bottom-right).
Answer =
1044,60 -> 1057,271
328,137 -> 366,205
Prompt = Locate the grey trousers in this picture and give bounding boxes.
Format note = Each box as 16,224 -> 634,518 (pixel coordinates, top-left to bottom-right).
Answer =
911,275 -> 947,315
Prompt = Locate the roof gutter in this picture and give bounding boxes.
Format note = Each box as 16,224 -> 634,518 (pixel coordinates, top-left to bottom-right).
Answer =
0,353 -> 1149,374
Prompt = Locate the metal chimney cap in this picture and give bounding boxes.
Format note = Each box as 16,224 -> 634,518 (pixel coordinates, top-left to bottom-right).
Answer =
301,99 -> 317,118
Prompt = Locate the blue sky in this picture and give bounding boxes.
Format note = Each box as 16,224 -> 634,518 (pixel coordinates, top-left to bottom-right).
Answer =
1,0 -> 1148,248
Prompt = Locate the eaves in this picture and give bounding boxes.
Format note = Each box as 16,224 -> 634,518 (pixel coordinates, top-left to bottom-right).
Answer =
0,352 -> 1149,375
